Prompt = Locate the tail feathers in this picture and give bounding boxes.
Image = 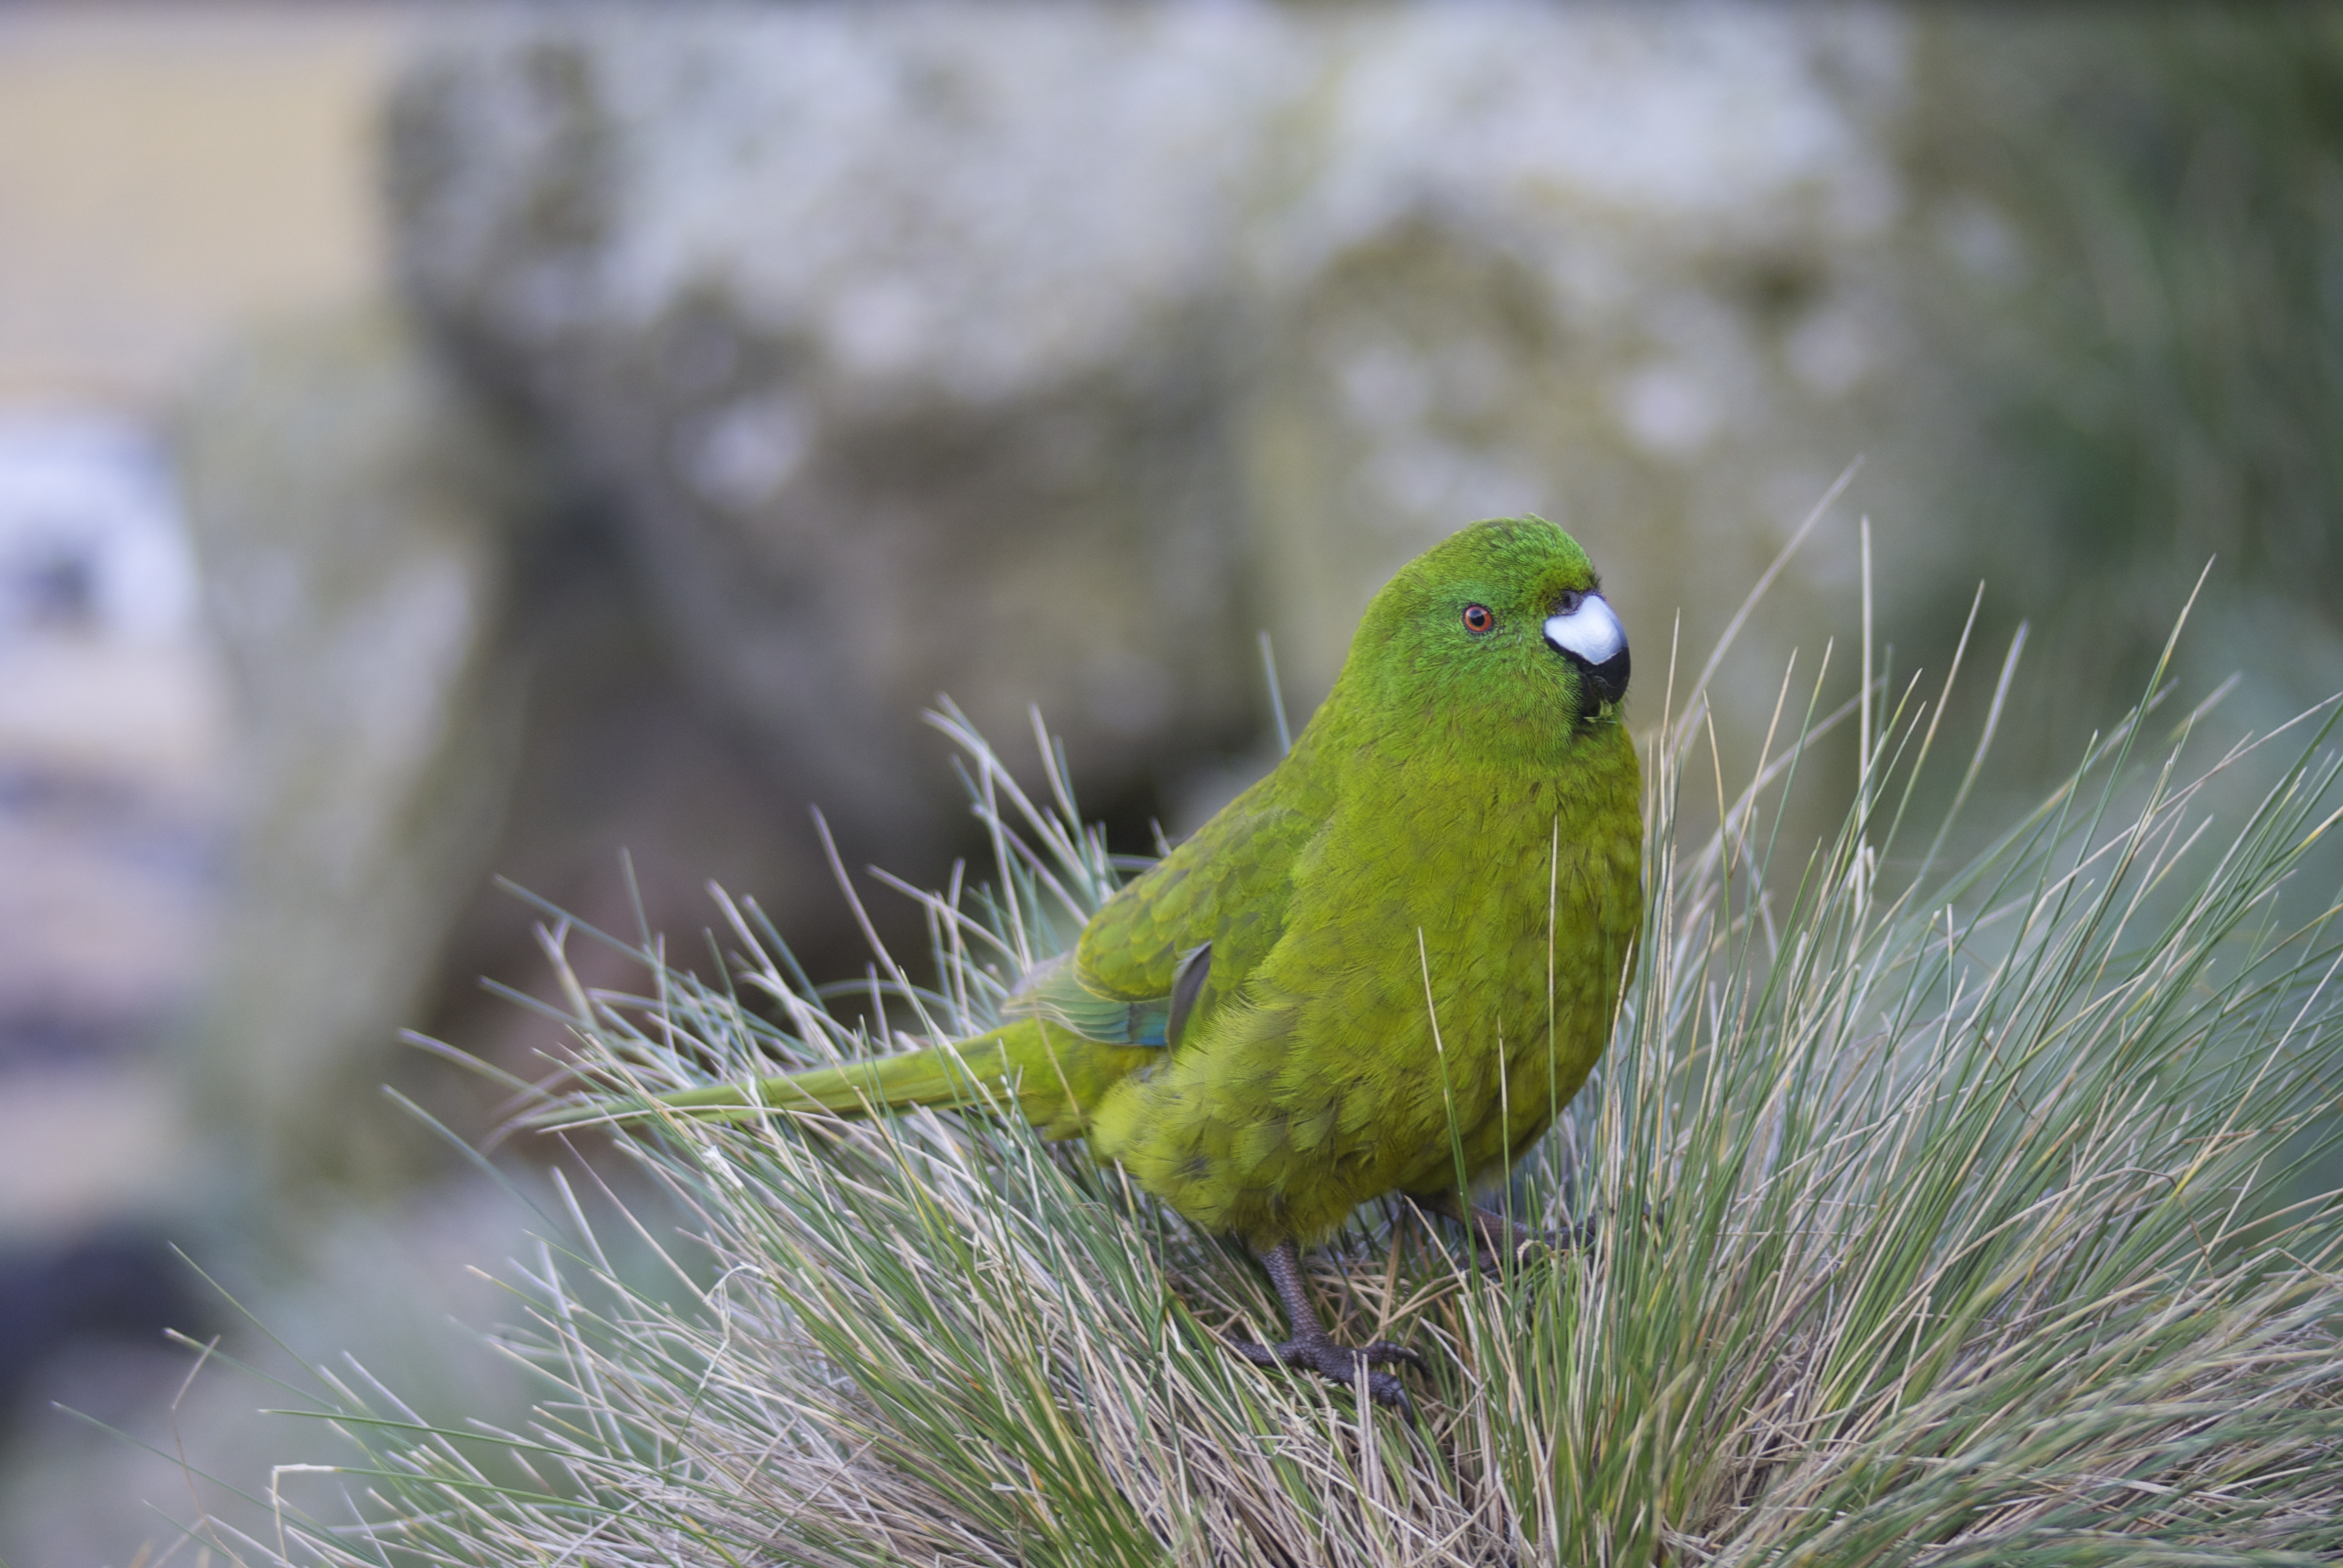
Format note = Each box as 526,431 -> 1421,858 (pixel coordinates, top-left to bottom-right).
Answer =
646,1019 -> 1155,1141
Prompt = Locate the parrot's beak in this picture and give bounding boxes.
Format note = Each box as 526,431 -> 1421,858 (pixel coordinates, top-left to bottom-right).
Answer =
1544,592 -> 1630,711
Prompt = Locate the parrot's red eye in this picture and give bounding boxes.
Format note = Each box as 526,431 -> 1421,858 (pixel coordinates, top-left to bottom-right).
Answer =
1462,604 -> 1494,634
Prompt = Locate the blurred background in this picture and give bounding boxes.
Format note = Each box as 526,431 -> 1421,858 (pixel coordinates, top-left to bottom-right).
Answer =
3,1 -> 2341,1557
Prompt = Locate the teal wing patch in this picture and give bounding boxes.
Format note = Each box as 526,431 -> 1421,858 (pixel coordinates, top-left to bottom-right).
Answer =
1003,952 -> 1170,1048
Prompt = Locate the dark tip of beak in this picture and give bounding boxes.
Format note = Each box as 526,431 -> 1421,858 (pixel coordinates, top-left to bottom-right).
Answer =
1563,645 -> 1630,719
1587,647 -> 1630,706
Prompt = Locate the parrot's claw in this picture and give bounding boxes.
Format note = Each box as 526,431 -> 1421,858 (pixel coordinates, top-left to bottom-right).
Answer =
1242,1238 -> 1427,1411
1229,1333 -> 1425,1411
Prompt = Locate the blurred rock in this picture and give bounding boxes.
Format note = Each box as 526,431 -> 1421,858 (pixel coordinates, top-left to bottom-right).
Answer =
166,297 -> 905,1212
176,304 -> 533,1202
1237,7 -> 1925,719
388,6 -> 1273,872
380,6 -> 2005,808
410,505 -> 869,1134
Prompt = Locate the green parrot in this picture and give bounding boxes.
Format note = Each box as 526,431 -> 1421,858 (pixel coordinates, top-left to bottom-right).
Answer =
594,516 -> 1642,1407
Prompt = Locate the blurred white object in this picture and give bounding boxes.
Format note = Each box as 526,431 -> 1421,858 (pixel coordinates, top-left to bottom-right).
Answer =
0,407 -> 224,1177
0,411 -> 223,782
0,411 -> 198,648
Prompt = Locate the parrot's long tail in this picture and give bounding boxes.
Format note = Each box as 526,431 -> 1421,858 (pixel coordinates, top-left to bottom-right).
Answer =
575,1019 -> 1156,1142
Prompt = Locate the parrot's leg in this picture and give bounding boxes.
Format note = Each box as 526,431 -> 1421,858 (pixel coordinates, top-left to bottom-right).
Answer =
1230,1240 -> 1426,1411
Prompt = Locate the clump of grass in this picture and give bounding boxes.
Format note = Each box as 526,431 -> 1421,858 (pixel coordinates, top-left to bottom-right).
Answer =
206,595 -> 2341,1566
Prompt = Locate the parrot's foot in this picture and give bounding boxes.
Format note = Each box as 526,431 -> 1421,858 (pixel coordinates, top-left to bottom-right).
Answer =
1228,1331 -> 1425,1411
1242,1237 -> 1427,1413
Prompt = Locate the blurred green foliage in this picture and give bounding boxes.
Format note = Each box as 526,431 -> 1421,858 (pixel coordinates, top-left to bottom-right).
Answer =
1916,11 -> 2343,708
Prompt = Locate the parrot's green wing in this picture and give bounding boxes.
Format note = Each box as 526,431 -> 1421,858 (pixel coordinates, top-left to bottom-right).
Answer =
1072,756 -> 1335,1019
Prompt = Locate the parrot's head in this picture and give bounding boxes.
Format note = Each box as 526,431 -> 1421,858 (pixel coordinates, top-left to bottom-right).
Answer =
1343,516 -> 1630,762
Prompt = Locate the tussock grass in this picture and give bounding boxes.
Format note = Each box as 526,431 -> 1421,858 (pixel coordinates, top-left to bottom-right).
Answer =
212,594 -> 2342,1566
